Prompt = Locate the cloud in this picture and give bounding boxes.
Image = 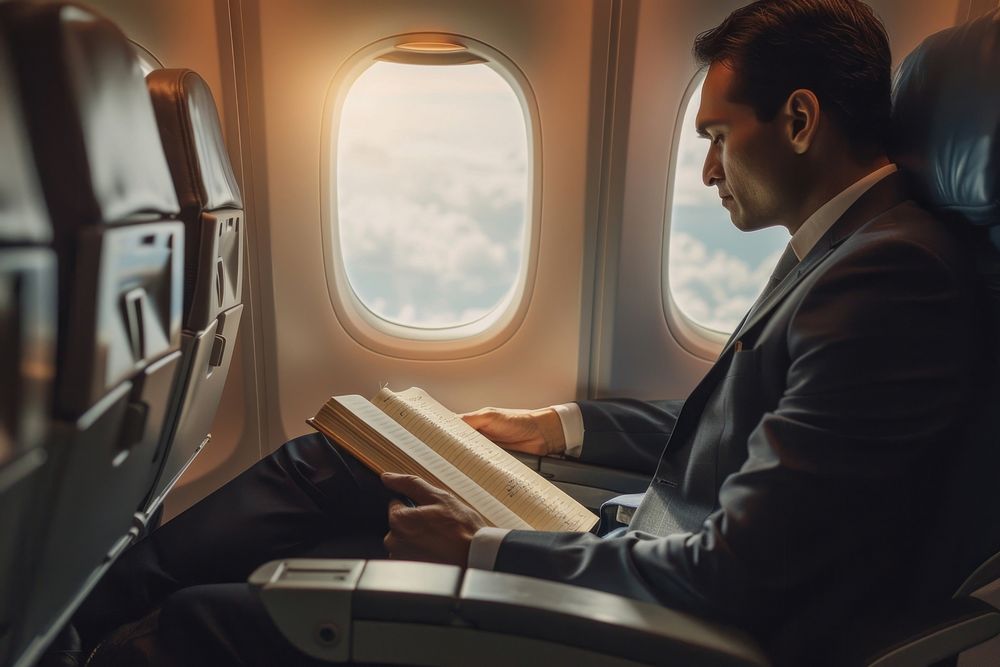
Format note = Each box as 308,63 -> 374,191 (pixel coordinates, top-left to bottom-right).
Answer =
672,147 -> 718,207
670,77 -> 721,208
335,61 -> 529,328
669,231 -> 782,332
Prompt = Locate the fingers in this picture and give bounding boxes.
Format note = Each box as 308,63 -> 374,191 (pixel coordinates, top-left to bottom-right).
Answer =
383,527 -> 401,557
387,498 -> 408,516
384,499 -> 411,556
460,408 -> 497,430
384,500 -> 436,558
461,408 -> 533,441
381,473 -> 445,505
461,408 -> 549,456
383,495 -> 483,565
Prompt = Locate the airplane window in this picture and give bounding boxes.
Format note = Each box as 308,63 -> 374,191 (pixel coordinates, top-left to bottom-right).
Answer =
337,60 -> 529,330
666,75 -> 787,334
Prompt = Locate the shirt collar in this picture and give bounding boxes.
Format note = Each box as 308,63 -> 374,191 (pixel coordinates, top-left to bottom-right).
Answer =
789,163 -> 898,260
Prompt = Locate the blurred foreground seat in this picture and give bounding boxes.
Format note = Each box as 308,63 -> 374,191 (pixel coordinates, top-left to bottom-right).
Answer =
0,2 -> 183,663
142,67 -> 245,515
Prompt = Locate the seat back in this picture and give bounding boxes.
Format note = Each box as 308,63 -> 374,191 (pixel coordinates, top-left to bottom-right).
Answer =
0,2 -> 183,660
144,68 -> 245,511
890,8 -> 1000,602
0,32 -> 56,666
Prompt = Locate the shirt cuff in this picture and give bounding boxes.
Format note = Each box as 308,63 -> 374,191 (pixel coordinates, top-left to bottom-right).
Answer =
551,402 -> 584,458
467,527 -> 511,570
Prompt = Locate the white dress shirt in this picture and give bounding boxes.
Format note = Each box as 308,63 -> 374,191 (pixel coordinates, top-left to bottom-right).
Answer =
788,163 -> 897,260
466,163 -> 899,570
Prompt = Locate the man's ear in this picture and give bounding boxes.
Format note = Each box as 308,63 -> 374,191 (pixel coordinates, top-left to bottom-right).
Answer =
784,89 -> 820,154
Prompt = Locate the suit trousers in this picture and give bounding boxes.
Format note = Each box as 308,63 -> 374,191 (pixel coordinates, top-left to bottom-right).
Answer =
75,433 -> 395,666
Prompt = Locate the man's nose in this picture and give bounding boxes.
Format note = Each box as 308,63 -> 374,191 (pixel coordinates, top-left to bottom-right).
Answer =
702,147 -> 723,187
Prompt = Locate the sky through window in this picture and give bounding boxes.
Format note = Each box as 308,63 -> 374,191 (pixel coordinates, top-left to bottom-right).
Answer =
337,60 -> 529,330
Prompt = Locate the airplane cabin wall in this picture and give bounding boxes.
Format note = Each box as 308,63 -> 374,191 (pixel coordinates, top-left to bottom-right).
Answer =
236,0 -> 610,448
16,0 -> 992,523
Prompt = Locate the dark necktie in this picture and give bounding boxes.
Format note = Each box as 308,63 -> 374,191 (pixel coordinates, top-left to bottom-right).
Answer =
761,242 -> 799,299
727,242 -> 799,345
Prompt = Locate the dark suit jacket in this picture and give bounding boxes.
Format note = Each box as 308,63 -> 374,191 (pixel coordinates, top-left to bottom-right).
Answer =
492,174 -> 978,661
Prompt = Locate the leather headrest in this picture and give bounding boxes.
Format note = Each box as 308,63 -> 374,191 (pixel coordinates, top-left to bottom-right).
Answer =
891,9 -> 1000,244
147,69 -> 243,214
0,33 -> 49,244
0,2 -> 178,235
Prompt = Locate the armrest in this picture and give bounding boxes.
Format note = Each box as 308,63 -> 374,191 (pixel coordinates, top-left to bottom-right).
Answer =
457,568 -> 769,666
250,558 -> 771,666
855,596 -> 1000,667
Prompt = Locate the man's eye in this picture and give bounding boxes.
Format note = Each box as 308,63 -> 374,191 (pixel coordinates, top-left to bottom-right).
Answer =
712,134 -> 724,146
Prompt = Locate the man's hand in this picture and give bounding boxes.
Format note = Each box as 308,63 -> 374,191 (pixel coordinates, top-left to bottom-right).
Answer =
381,473 -> 487,566
460,407 -> 566,456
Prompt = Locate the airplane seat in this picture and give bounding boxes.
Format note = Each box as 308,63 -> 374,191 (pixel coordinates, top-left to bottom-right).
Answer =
852,8 -> 1000,663
0,31 -> 57,667
247,8 -> 1000,667
0,2 -> 184,663
890,5 -> 1000,607
142,68 -> 245,513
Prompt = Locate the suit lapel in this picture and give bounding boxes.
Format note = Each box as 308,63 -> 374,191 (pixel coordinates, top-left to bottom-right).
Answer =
657,173 -> 911,465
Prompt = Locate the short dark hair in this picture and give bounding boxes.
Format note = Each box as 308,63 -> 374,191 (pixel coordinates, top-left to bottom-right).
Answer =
693,0 -> 891,154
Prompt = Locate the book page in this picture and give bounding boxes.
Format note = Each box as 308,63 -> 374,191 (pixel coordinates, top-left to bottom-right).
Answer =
312,396 -> 530,531
372,388 -> 597,533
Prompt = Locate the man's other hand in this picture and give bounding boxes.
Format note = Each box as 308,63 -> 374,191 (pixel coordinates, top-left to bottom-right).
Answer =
381,473 -> 487,566
460,407 -> 566,456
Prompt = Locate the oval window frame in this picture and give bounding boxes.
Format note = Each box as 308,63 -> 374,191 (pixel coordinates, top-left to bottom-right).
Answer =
320,33 -> 542,360
661,70 -> 731,361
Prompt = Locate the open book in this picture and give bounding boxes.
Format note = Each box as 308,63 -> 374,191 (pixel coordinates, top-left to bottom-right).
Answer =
308,387 -> 597,533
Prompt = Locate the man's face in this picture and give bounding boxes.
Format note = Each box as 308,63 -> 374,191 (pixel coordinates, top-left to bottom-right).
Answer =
695,62 -> 793,232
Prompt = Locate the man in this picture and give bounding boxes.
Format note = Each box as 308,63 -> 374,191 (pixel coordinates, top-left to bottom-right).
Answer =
79,0 -> 976,664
